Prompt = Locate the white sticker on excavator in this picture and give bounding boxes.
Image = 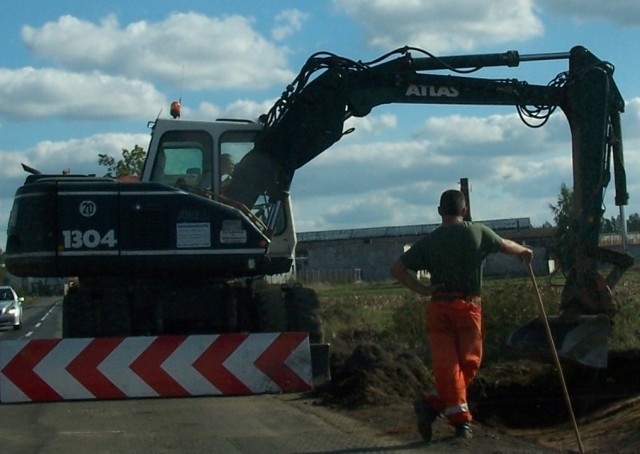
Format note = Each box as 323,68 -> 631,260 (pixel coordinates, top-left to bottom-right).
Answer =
220,219 -> 247,244
176,223 -> 211,248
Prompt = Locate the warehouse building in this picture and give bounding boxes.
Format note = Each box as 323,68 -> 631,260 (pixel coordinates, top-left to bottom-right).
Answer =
295,218 -> 556,283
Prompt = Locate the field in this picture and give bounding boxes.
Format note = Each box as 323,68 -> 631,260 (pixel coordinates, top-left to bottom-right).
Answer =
312,268 -> 640,451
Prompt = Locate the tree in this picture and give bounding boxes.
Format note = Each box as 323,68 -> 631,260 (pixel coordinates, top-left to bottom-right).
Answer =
601,216 -> 620,234
549,183 -> 574,234
628,213 -> 640,232
548,183 -> 578,274
0,249 -> 5,284
549,183 -> 640,273
549,183 -> 639,233
98,145 -> 146,178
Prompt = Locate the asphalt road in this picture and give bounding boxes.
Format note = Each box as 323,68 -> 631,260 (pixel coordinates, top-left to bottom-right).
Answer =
0,297 -> 423,453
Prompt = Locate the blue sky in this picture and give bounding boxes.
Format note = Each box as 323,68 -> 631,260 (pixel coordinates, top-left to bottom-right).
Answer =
2,0 -> 640,249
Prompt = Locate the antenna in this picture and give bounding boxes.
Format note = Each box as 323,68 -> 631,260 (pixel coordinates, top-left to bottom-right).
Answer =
178,64 -> 184,105
169,65 -> 185,120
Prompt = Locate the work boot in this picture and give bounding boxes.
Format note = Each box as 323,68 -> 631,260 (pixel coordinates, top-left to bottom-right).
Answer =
455,421 -> 473,439
413,399 -> 438,442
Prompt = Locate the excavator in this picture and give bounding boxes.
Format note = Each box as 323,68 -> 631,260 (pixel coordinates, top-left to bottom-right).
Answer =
5,45 -> 633,374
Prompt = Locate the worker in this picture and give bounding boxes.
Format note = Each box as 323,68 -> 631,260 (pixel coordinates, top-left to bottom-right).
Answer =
221,153 -> 235,178
220,153 -> 235,192
389,189 -> 533,442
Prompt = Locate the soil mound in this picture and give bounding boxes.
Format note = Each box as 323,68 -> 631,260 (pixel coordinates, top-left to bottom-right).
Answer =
324,343 -> 431,406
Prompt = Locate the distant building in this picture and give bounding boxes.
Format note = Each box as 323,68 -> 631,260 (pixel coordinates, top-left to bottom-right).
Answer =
295,218 -> 555,283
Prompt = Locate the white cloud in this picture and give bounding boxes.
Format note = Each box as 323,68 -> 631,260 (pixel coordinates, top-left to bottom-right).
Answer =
306,139 -> 451,167
272,9 -> 309,41
415,112 -> 558,156
0,132 -> 149,181
189,98 -> 276,122
323,194 -> 400,225
21,13 -> 295,91
345,114 -> 397,134
490,155 -> 570,183
541,0 -> 640,26
0,152 -> 30,179
0,67 -> 166,119
624,98 -> 640,140
225,98 -> 277,121
333,0 -> 544,52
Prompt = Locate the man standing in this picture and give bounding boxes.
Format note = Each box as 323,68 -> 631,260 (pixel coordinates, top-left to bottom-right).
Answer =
390,189 -> 533,441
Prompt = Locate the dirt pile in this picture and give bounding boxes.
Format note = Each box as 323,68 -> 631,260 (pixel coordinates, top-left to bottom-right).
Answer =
325,344 -> 640,422
324,343 -> 431,407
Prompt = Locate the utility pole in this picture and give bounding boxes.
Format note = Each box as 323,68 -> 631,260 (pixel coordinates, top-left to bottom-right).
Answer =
460,178 -> 472,221
620,205 -> 629,252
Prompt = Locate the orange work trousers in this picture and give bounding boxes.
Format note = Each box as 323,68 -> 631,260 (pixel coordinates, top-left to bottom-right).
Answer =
426,299 -> 483,425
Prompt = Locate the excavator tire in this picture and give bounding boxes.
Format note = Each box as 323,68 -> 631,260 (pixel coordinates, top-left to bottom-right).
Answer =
63,286 -> 131,338
286,286 -> 325,344
97,288 -> 131,337
62,289 -> 95,338
257,287 -> 287,333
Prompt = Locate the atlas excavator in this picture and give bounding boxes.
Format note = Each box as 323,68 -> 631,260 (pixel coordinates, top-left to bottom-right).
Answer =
4,45 -> 633,377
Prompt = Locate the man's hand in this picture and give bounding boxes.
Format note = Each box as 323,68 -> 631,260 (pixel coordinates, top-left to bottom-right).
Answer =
390,259 -> 435,297
519,248 -> 534,264
501,238 -> 533,264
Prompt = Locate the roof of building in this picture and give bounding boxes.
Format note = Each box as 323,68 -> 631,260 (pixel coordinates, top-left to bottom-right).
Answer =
297,218 -> 532,242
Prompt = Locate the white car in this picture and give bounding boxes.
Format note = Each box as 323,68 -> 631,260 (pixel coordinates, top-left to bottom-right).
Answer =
0,286 -> 23,330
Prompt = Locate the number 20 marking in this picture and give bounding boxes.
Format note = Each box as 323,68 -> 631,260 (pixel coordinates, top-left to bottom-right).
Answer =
62,229 -> 118,249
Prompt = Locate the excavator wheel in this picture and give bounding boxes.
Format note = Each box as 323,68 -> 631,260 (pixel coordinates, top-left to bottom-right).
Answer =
62,289 -> 95,338
63,287 -> 131,338
257,287 -> 287,333
285,286 -> 325,344
97,288 -> 131,337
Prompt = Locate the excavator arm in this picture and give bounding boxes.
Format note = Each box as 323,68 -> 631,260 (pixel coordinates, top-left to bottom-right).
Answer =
225,45 -> 633,327
226,47 -> 564,204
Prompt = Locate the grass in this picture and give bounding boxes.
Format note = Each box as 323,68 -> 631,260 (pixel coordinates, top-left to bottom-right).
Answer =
316,268 -> 640,366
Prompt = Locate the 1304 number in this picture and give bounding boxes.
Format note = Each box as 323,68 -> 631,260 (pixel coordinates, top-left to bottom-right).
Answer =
62,229 -> 118,249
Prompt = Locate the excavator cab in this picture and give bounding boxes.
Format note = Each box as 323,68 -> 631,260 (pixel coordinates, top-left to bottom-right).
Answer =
141,118 -> 298,276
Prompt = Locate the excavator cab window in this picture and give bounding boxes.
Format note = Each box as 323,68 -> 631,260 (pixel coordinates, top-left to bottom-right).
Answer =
219,131 -> 255,189
219,131 -> 267,219
218,130 -> 287,234
150,131 -> 212,190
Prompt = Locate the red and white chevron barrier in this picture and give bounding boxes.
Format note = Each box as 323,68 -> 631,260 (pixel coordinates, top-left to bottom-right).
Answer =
0,332 -> 312,403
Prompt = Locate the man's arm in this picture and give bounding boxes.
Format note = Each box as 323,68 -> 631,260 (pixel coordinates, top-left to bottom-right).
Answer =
500,238 -> 534,263
390,259 -> 439,296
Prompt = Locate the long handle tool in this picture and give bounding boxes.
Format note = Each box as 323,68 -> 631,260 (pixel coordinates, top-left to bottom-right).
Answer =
527,263 -> 585,454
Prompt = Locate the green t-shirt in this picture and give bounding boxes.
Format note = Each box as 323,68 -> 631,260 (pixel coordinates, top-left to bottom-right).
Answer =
400,221 -> 503,295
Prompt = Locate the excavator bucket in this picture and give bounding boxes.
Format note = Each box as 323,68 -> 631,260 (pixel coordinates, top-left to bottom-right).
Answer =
507,314 -> 611,368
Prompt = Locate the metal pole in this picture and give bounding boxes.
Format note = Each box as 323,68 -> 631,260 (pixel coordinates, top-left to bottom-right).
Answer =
527,263 -> 585,454
620,205 -> 629,252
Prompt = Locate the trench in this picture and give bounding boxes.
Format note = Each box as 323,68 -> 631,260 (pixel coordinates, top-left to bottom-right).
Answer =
471,350 -> 640,428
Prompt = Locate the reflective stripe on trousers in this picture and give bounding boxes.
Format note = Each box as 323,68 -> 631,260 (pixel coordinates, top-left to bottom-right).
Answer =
444,402 -> 469,416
